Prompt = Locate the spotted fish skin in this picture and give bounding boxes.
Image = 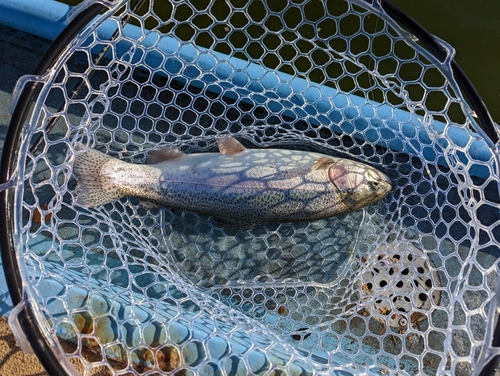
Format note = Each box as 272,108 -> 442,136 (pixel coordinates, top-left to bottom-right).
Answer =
73,137 -> 392,225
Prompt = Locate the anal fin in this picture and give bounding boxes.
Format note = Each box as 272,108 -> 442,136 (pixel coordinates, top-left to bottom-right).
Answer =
311,157 -> 335,171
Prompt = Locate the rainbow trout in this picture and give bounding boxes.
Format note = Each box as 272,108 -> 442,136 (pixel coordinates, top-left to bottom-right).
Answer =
73,137 -> 392,225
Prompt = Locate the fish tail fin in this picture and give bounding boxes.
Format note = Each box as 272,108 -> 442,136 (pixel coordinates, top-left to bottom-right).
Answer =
73,147 -> 124,207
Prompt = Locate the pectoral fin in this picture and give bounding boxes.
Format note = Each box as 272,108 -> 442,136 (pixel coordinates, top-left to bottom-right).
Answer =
147,148 -> 185,164
217,137 -> 247,155
311,157 -> 335,171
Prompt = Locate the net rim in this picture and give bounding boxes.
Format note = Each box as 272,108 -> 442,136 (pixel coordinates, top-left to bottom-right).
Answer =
0,1 -> 498,375
372,0 -> 498,145
0,3 -> 107,375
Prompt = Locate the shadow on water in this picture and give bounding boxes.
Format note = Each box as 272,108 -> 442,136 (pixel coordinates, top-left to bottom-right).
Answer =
165,209 -> 365,286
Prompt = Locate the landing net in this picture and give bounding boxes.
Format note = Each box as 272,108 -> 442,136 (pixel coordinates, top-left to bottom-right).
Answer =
2,0 -> 500,375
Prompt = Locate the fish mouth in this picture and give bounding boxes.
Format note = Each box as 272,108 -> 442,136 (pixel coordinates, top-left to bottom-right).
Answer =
383,177 -> 393,191
367,168 -> 393,192
370,170 -> 393,200
377,170 -> 393,189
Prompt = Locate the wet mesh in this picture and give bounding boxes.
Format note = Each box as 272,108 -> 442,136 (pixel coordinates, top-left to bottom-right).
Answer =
9,0 -> 500,375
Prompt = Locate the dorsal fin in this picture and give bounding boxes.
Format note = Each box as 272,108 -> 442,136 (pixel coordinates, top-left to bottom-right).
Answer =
311,157 -> 335,171
217,137 -> 246,155
147,147 -> 185,164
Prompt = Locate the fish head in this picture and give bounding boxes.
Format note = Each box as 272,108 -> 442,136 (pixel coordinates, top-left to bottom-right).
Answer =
328,159 -> 392,211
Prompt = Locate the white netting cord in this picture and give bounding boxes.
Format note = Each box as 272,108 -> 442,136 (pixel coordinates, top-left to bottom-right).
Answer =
11,0 -> 500,375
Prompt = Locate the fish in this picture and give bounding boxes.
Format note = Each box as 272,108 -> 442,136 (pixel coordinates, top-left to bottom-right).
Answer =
72,137 -> 392,226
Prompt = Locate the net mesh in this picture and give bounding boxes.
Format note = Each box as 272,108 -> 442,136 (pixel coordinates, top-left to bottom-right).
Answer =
9,0 -> 500,375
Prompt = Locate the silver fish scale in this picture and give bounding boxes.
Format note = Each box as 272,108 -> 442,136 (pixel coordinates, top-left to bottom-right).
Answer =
6,0 -> 500,375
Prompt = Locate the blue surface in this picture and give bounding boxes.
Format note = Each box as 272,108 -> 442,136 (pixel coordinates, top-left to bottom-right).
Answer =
0,0 -> 71,41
